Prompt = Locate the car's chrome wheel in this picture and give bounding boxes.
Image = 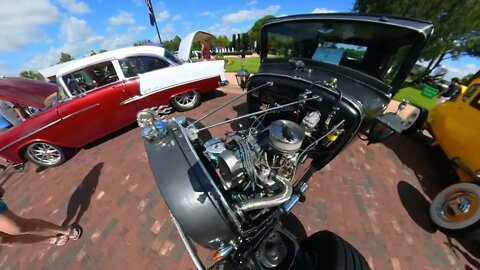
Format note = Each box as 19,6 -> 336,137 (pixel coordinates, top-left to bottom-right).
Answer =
25,142 -> 65,167
174,91 -> 196,106
171,90 -> 201,111
430,183 -> 480,230
401,106 -> 428,135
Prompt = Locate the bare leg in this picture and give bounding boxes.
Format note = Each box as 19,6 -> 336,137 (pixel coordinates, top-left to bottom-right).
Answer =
0,231 -> 66,246
0,210 -> 70,236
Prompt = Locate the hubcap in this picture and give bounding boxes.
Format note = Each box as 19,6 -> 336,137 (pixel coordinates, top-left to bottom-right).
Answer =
441,192 -> 479,223
400,110 -> 420,129
174,91 -> 196,106
28,143 -> 61,165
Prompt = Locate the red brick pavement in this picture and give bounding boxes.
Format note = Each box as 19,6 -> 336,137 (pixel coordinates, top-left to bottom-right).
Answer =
0,84 -> 477,270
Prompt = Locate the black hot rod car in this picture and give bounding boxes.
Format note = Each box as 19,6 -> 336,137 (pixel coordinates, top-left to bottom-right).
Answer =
137,13 -> 434,270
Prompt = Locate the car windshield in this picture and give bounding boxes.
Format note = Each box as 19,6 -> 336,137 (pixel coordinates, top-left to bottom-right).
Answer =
55,78 -> 70,102
263,20 -> 418,84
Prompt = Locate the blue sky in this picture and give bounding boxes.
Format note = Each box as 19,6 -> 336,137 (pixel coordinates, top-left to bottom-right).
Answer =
0,0 -> 478,79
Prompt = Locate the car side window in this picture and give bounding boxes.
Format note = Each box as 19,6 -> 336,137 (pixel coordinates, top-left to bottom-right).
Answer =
119,56 -> 170,78
462,84 -> 480,102
470,92 -> 480,110
62,61 -> 119,95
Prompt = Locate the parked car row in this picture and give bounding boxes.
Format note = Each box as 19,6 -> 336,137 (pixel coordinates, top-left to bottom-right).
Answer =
0,33 -> 227,167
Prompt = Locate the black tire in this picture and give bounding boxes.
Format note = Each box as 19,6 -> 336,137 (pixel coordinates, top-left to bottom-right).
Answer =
402,107 -> 428,135
430,183 -> 480,239
171,90 -> 201,111
301,230 -> 370,270
24,142 -> 66,167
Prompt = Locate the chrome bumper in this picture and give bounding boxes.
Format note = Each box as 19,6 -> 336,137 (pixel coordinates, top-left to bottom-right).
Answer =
219,80 -> 229,86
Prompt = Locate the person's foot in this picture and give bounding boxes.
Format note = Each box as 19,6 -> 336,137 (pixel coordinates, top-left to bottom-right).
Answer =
50,234 -> 69,246
68,226 -> 82,240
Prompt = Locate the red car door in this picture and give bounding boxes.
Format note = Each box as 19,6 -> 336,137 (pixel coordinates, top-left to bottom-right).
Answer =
55,61 -> 137,147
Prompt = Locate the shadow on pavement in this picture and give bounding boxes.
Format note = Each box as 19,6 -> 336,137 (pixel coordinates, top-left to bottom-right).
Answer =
62,162 -> 103,227
397,181 -> 436,233
383,133 -> 456,199
202,89 -> 227,103
384,134 -> 480,265
0,171 -> 15,187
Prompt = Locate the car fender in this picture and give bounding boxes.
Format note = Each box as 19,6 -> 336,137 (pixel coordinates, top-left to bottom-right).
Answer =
0,107 -> 65,163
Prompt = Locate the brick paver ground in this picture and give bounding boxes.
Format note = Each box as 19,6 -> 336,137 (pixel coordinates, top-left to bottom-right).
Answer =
0,80 -> 478,269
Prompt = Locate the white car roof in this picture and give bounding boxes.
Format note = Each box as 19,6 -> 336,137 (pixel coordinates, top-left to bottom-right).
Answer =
56,46 -> 166,77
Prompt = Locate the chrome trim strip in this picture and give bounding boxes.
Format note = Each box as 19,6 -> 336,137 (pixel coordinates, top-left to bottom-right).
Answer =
120,75 -> 220,105
61,103 -> 100,120
0,119 -> 62,152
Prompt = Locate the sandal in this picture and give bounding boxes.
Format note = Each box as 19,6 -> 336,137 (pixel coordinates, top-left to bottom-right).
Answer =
68,225 -> 82,240
54,234 -> 69,246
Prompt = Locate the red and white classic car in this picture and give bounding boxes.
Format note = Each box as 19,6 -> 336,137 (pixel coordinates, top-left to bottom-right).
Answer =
0,36 -> 226,167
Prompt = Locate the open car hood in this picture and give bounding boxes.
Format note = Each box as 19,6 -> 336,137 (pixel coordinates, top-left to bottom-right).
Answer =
177,31 -> 214,62
0,77 -> 57,108
260,13 -> 434,92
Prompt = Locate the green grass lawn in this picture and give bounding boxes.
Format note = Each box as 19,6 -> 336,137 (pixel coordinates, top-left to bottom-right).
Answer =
393,87 -> 438,110
225,57 -> 260,73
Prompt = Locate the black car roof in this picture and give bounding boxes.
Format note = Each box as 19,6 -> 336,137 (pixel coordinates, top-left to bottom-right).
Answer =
263,13 -> 434,38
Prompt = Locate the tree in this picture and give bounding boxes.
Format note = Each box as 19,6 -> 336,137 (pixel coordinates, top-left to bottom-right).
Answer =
460,73 -> 475,85
242,33 -> 250,50
237,34 -> 242,51
98,49 -> 108,53
58,52 -> 74,64
19,70 -> 44,81
162,36 -> 181,51
248,15 -> 275,52
133,39 -> 152,46
232,34 -> 237,50
353,0 -> 480,81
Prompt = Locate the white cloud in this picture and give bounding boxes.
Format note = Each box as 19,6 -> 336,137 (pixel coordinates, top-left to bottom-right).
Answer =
161,23 -> 174,40
312,8 -> 336,13
60,16 -> 104,55
200,11 -> 213,17
247,0 -> 257,5
444,63 -> 479,80
158,10 -> 170,21
57,0 -> 90,14
24,48 -> 62,72
207,23 -> 247,39
101,26 -> 148,50
223,5 -> 280,24
172,14 -> 182,21
0,0 -> 59,52
108,11 -> 135,26
23,16 -> 104,71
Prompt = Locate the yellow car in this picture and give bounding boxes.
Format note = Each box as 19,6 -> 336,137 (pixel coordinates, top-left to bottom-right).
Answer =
402,76 -> 480,236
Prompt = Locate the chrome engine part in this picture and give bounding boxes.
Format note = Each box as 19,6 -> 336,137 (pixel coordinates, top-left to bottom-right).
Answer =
268,120 -> 305,154
203,120 -> 306,215
302,111 -> 321,135
217,150 -> 244,190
